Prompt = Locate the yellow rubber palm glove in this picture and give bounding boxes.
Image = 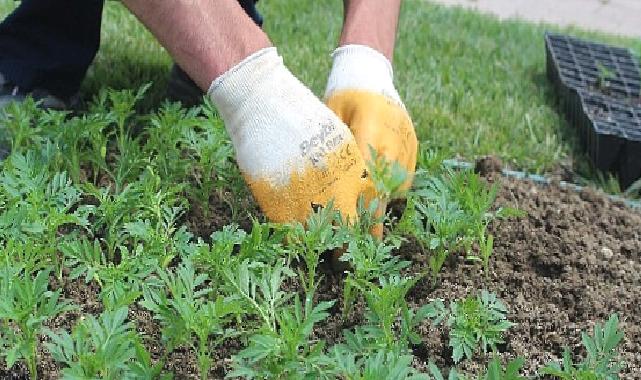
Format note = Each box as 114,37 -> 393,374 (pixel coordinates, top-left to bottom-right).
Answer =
324,45 -> 418,238
208,48 -> 372,225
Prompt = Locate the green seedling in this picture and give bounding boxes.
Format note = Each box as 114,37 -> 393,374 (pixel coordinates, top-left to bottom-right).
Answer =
596,62 -> 616,90
109,133 -> 147,194
286,201 -> 345,299
61,238 -> 157,310
0,268 -> 75,380
144,102 -> 195,184
46,307 -> 160,380
79,113 -> 111,184
446,291 -> 514,363
418,192 -> 468,285
81,182 -> 141,258
141,260 -> 241,379
49,114 -> 86,184
222,259 -> 294,332
337,276 -> 438,359
182,112 -> 238,219
0,152 -> 89,277
190,223 -> 247,285
86,86 -> 151,193
340,234 -> 410,317
229,295 -> 335,379
541,314 -> 624,379
0,98 -> 44,154
358,275 -> 420,351
331,348 -> 429,380
427,356 -> 525,380
408,168 -> 523,282
468,231 -> 494,279
367,146 -> 409,202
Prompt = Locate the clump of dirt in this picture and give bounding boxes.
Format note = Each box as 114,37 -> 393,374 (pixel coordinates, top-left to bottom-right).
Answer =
474,155 -> 503,177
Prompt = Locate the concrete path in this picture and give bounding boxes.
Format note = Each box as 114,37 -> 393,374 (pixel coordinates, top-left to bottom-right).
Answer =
429,0 -> 641,38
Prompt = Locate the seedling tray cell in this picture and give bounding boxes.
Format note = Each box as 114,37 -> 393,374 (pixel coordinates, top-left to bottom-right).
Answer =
545,32 -> 641,188
580,92 -> 641,187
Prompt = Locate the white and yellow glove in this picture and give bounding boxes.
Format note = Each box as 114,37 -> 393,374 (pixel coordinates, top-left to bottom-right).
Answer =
208,47 -> 372,225
324,45 -> 418,238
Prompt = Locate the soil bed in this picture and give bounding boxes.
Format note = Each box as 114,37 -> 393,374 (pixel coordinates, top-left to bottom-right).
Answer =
2,169 -> 640,379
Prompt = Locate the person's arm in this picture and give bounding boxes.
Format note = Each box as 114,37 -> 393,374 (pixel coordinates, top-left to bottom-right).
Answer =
339,0 -> 402,61
122,0 -> 270,90
122,0 -> 373,236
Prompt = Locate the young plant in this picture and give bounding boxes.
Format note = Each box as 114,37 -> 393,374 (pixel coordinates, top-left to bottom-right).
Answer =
182,113 -> 237,219
143,102 -> 195,184
0,151 -> 89,277
221,259 -> 294,332
79,113 -> 111,183
140,260 -> 241,379
340,234 -> 410,316
229,295 -> 335,379
0,268 -> 75,380
358,275 -> 420,351
286,201 -> 345,298
408,168 -> 523,282
190,223 -> 247,285
427,357 -> 525,380
60,238 -> 157,310
541,314 -> 624,379
469,231 -> 494,278
367,146 -> 409,202
46,307 -> 159,380
446,291 -> 514,363
417,192 -> 468,285
0,98 -> 44,154
331,348 -> 429,380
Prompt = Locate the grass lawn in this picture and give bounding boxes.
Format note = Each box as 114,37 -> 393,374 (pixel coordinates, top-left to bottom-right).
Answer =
2,0 -> 640,184
0,0 -> 641,183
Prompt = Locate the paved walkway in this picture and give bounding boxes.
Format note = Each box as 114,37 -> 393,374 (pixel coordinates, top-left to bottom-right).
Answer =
429,0 -> 641,38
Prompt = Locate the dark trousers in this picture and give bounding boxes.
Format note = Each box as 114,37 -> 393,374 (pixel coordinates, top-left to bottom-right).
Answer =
0,0 -> 262,98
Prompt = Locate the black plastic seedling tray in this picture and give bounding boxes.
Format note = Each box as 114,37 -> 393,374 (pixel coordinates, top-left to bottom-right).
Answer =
545,33 -> 641,188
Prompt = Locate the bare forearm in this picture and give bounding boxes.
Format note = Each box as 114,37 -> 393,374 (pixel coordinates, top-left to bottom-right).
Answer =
122,0 -> 271,90
340,0 -> 401,61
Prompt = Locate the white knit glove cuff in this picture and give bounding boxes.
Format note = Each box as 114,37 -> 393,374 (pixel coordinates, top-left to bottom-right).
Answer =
324,44 -> 402,105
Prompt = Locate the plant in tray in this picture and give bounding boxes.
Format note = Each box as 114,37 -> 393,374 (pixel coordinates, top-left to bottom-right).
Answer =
0,268 -> 75,380
541,314 -> 624,380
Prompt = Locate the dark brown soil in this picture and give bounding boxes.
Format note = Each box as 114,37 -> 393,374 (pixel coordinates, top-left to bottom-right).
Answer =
2,171 -> 640,379
412,175 -> 641,377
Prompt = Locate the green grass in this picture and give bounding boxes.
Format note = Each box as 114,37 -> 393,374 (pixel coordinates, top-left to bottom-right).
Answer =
1,0 -> 641,179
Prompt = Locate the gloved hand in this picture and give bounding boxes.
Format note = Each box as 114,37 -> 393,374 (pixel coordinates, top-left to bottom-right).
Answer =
324,45 -> 418,238
208,47 -> 372,225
